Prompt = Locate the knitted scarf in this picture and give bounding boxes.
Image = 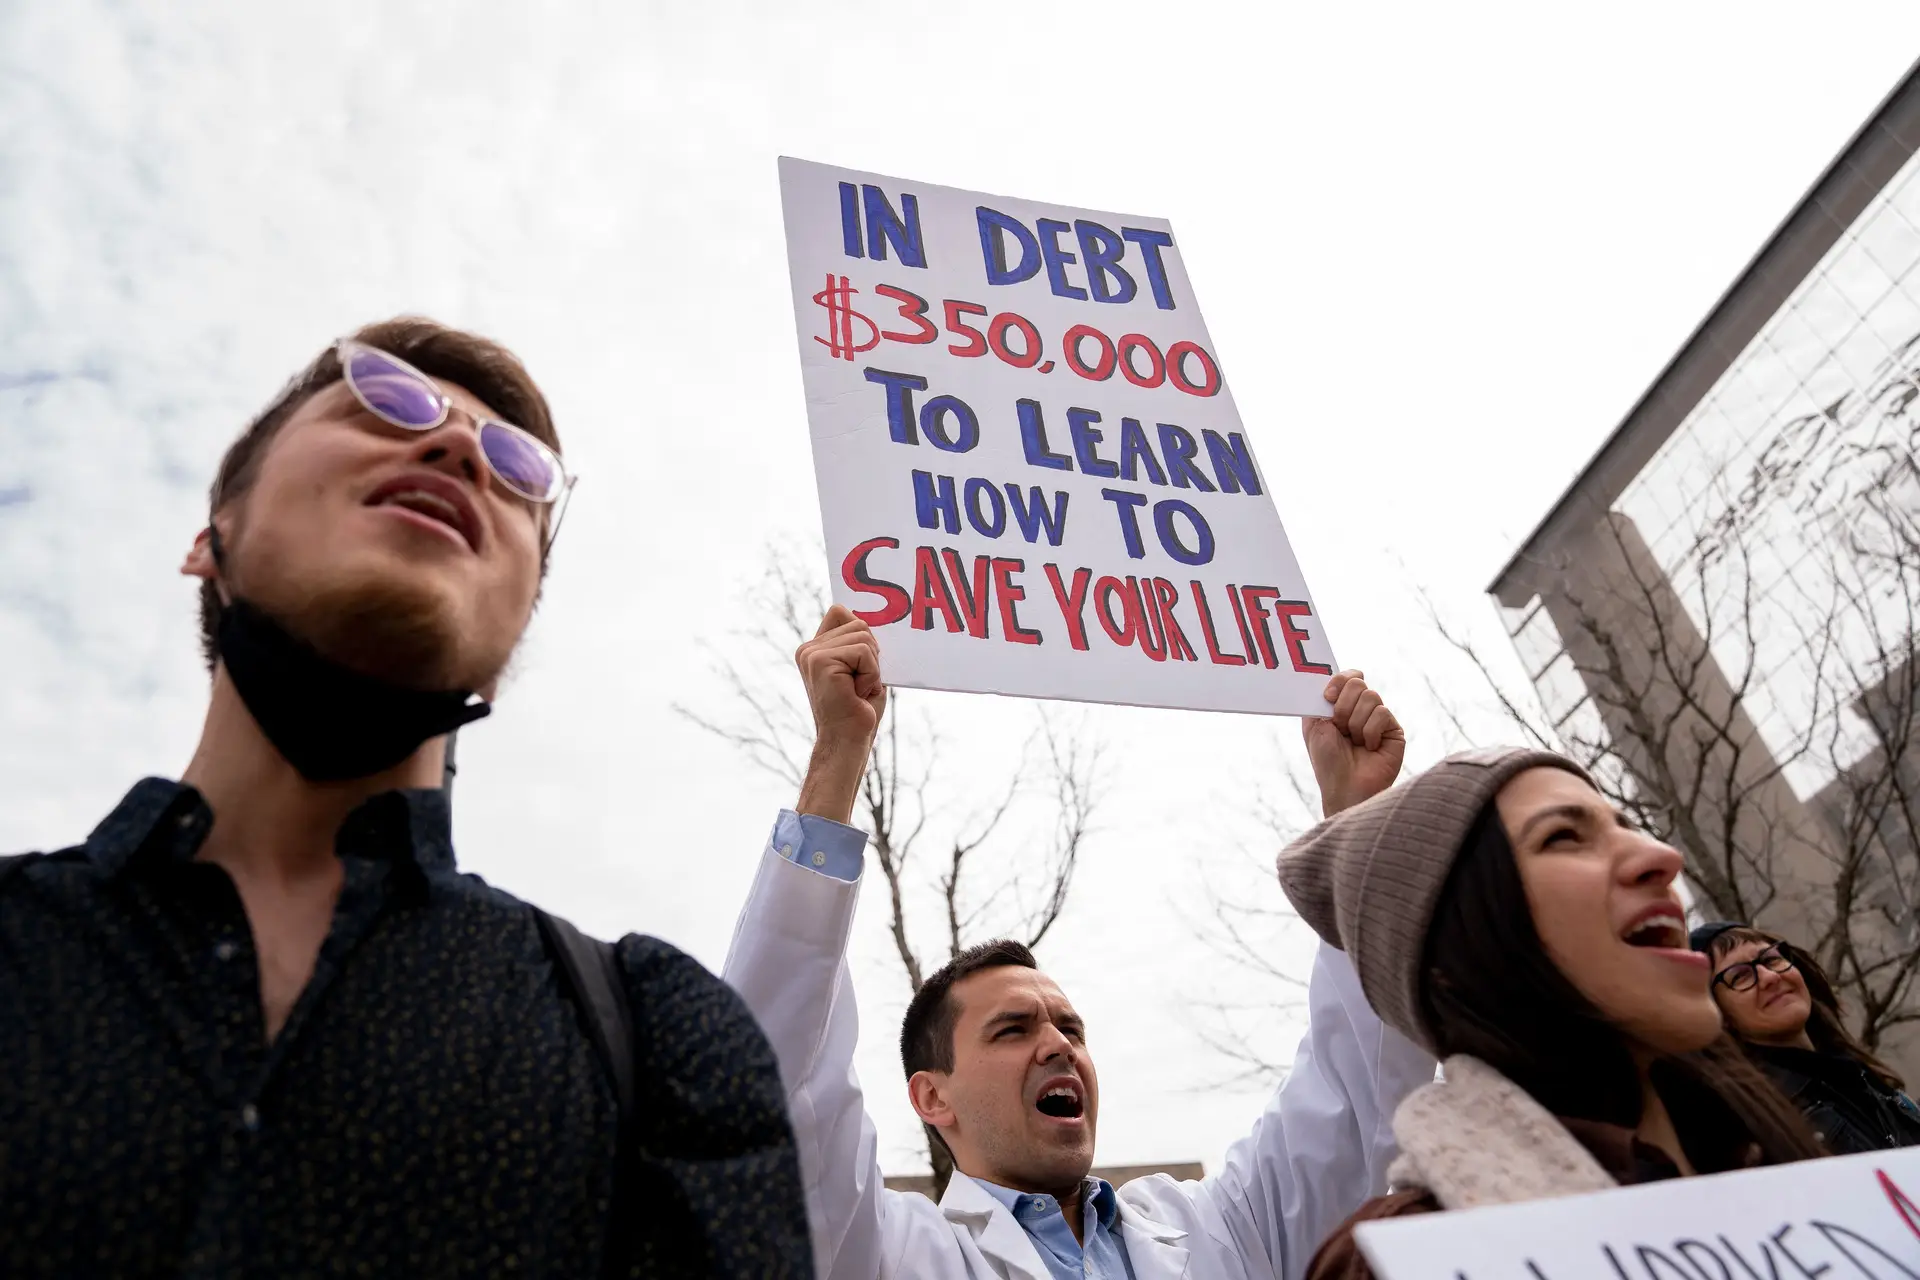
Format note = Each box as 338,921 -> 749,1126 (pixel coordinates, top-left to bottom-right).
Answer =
1386,1055 -> 1620,1208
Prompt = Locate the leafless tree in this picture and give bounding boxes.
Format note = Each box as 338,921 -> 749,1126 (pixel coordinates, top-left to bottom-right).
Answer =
1437,390 -> 1920,1057
677,543 -> 1106,1192
1190,372 -> 1920,1079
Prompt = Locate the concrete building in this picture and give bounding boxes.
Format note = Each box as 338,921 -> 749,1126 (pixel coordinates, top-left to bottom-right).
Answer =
1489,59 -> 1920,1075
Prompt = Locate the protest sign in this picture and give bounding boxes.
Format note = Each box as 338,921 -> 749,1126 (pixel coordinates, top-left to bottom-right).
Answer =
778,157 -> 1334,716
1355,1149 -> 1920,1280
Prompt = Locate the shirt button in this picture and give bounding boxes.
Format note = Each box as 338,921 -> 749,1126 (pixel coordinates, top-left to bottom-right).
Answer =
240,1104 -> 260,1132
778,843 -> 793,857
811,851 -> 828,867
1084,1262 -> 1094,1277
214,941 -> 238,962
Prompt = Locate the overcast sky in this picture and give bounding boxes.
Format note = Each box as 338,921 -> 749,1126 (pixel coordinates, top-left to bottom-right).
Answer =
5,2 -> 1918,1177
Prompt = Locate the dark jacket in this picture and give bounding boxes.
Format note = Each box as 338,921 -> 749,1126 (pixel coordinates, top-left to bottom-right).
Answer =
1747,1043 -> 1920,1156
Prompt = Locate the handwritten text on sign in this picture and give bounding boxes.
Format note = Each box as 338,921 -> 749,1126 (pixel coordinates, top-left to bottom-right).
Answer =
1355,1151 -> 1920,1280
778,157 -> 1334,716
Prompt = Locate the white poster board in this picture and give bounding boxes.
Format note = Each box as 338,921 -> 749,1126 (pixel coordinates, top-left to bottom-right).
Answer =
778,156 -> 1334,716
1356,1149 -> 1920,1280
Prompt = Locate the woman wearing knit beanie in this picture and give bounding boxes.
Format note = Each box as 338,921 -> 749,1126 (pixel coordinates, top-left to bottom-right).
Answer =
1276,748 -> 1827,1280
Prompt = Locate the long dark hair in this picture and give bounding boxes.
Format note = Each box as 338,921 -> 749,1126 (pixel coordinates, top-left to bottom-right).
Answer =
1418,805 -> 1826,1168
1707,925 -> 1907,1094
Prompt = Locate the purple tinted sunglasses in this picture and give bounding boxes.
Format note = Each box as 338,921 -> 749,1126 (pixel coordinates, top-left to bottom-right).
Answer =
337,340 -> 576,550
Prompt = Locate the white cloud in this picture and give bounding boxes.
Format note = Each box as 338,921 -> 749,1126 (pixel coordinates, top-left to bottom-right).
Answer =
4,0 -> 1917,1176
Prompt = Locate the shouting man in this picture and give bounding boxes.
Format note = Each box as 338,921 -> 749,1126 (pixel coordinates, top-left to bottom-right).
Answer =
0,320 -> 811,1279
723,605 -> 1437,1280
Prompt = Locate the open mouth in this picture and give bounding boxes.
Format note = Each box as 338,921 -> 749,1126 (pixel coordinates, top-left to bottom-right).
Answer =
1034,1079 -> 1084,1121
1620,909 -> 1689,951
365,474 -> 480,550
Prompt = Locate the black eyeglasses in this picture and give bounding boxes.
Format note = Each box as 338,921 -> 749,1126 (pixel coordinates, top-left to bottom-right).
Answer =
1712,944 -> 1794,992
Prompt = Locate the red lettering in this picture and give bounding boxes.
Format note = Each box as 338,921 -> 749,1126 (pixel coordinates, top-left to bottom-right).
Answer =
1044,564 -> 1092,650
1228,583 -> 1258,668
940,549 -> 993,639
874,285 -> 937,344
840,537 -> 909,626
1240,586 -> 1282,670
943,299 -> 988,358
1131,576 -> 1167,662
992,559 -> 1041,646
1190,581 -> 1247,666
1153,579 -> 1197,661
1882,1170 -> 1920,1241
910,546 -> 963,633
1274,600 -> 1334,675
1063,324 -> 1117,381
1093,575 -> 1137,647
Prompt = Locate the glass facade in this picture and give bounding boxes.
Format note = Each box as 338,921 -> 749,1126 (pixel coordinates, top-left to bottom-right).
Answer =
1499,143 -> 1920,803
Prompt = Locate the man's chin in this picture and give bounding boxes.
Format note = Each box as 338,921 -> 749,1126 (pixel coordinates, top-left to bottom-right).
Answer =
275,575 -> 495,692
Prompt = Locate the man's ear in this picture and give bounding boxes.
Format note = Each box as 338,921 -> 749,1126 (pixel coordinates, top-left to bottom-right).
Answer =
907,1070 -> 956,1136
180,526 -> 217,582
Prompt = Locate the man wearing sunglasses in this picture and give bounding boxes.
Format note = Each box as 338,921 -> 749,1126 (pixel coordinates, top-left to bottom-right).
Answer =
0,319 -> 812,1278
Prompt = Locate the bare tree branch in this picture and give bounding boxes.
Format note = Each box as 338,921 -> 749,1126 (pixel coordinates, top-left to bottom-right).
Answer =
681,542 -> 1110,1191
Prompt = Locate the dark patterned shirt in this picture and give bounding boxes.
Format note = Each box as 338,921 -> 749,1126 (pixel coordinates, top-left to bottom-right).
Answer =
0,779 -> 812,1279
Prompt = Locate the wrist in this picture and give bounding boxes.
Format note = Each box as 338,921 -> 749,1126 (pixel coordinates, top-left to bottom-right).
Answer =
797,734 -> 870,825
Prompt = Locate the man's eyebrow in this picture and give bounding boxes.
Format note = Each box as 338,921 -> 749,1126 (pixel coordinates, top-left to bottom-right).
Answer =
982,1009 -> 1030,1033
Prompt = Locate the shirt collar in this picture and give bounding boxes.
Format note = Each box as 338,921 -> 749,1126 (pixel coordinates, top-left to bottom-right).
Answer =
977,1176 -> 1122,1232
83,778 -> 456,878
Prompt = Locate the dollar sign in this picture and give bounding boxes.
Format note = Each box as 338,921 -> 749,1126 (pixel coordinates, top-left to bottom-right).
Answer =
812,273 -> 881,361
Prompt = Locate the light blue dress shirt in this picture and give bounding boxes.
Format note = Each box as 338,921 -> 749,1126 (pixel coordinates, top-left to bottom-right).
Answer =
769,809 -> 868,882
979,1177 -> 1136,1280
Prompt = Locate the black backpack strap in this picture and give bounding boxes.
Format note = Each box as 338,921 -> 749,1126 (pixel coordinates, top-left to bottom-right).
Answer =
532,908 -> 637,1279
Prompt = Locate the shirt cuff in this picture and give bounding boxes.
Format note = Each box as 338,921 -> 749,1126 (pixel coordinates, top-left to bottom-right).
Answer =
769,810 -> 867,883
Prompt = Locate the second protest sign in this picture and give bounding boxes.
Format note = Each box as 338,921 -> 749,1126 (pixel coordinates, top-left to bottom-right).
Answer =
779,156 -> 1332,716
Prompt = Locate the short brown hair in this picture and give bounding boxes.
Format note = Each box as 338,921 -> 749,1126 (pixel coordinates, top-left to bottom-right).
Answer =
196,317 -> 560,670
900,939 -> 1038,1158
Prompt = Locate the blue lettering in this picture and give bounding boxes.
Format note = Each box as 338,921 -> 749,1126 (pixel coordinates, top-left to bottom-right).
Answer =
963,478 -> 1007,538
921,395 -> 979,453
1037,218 -> 1088,301
1016,398 -> 1072,470
1068,407 -> 1117,478
1156,423 -> 1216,491
864,186 -> 926,268
1075,220 -> 1136,304
1117,417 -> 1167,485
864,368 -> 928,445
1006,485 -> 1070,546
913,470 -> 959,534
1121,228 -> 1176,310
978,207 -> 1041,285
1154,499 -> 1214,565
1100,488 -> 1150,559
1202,429 -> 1262,496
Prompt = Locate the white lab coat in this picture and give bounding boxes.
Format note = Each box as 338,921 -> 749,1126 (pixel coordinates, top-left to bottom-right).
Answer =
723,844 -> 1435,1280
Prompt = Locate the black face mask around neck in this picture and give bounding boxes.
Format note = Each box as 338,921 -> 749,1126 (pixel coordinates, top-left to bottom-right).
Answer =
215,596 -> 491,782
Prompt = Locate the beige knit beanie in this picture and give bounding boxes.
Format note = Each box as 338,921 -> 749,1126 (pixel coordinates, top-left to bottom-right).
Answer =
1275,746 -> 1593,1051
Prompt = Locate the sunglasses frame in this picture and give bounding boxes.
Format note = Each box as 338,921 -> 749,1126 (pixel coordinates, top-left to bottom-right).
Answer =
335,339 -> 578,552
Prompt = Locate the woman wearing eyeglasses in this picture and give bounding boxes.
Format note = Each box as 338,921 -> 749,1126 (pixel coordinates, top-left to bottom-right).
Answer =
1691,922 -> 1920,1155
